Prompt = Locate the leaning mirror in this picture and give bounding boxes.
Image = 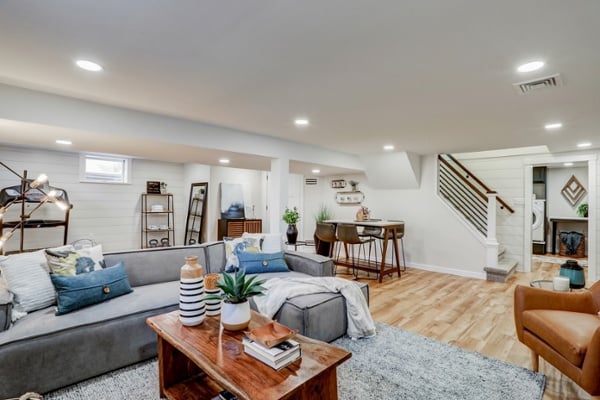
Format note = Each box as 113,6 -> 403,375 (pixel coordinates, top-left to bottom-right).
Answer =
184,182 -> 208,245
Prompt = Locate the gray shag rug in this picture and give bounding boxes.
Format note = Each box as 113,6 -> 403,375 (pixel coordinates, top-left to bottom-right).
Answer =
45,322 -> 545,400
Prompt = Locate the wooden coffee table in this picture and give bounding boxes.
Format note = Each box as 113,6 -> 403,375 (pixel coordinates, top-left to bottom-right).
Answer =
146,310 -> 351,400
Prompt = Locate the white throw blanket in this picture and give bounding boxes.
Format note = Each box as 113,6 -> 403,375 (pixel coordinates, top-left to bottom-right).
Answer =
253,277 -> 376,339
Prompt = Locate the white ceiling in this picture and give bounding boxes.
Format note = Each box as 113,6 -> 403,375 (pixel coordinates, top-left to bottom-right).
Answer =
0,0 -> 598,160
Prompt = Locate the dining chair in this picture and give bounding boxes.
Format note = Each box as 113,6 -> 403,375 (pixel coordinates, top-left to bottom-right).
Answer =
315,222 -> 337,258
336,223 -> 375,279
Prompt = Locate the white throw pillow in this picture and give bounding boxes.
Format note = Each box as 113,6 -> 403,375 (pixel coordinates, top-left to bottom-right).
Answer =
75,244 -> 105,271
0,250 -> 56,313
261,233 -> 284,253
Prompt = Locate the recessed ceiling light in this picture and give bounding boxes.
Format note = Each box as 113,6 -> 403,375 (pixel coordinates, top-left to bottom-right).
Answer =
311,169 -> 320,174
218,158 -> 230,164
517,60 -> 545,73
55,139 -> 72,145
564,162 -> 574,167
75,59 -> 103,72
544,122 -> 563,130
577,142 -> 592,148
383,145 -> 395,151
294,118 -> 310,127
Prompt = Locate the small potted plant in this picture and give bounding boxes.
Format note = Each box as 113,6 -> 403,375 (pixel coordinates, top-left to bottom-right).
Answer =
577,203 -> 588,218
282,206 -> 300,244
204,269 -> 265,331
348,180 -> 359,191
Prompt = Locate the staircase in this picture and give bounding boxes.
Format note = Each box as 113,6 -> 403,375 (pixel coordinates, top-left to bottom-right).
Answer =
437,154 -> 517,282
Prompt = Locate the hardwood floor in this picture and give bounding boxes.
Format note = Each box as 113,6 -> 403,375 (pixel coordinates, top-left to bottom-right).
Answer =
338,261 -> 591,400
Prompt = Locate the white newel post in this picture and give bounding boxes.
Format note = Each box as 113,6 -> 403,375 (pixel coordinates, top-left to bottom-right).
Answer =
486,192 -> 499,269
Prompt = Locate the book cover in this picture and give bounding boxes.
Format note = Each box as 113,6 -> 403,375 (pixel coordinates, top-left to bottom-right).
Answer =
242,336 -> 299,361
244,346 -> 301,370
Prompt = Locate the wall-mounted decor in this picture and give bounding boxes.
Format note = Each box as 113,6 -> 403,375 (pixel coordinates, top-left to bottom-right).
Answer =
335,191 -> 365,205
331,179 -> 346,189
561,175 -> 586,206
146,181 -> 161,194
220,183 -> 245,219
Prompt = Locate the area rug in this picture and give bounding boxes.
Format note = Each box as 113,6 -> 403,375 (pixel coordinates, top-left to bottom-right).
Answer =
45,322 -> 545,400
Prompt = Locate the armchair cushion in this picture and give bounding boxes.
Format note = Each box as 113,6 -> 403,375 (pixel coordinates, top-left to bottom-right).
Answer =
523,309 -> 600,366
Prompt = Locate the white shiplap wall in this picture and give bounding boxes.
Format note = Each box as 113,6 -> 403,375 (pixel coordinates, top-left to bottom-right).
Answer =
0,145 -> 185,252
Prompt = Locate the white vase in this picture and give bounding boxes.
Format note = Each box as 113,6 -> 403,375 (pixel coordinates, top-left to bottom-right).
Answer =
220,300 -> 251,331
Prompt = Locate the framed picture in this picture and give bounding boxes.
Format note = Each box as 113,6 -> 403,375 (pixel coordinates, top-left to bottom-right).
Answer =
331,179 -> 346,189
146,181 -> 161,194
220,183 -> 245,219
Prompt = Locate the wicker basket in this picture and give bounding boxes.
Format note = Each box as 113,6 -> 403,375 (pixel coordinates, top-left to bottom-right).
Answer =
559,233 -> 586,258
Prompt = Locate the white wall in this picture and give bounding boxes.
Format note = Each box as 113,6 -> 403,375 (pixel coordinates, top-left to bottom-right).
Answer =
304,155 -> 487,278
0,145 -> 186,252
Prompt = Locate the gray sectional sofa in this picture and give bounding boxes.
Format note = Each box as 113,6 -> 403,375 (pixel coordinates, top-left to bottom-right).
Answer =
0,241 -> 369,398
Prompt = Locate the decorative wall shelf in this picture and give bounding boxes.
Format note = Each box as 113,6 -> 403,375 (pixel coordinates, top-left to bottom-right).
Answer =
334,191 -> 364,205
331,179 -> 346,189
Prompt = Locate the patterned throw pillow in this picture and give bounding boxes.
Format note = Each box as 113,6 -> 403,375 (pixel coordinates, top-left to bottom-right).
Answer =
45,245 -> 105,276
224,237 -> 261,272
0,250 -> 56,315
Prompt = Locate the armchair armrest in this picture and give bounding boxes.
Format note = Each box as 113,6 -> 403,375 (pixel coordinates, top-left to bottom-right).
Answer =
284,251 -> 334,277
581,325 -> 600,394
514,285 -> 596,340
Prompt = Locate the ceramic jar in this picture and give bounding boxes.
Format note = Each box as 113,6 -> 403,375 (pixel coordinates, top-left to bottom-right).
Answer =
179,256 -> 206,326
559,260 -> 585,289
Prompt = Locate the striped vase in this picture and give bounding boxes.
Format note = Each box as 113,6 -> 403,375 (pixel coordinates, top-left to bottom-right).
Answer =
179,256 -> 205,326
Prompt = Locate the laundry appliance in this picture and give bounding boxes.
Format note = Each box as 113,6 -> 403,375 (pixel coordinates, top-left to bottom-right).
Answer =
532,199 -> 546,242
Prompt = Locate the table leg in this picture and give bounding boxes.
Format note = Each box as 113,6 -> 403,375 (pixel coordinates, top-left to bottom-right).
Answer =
551,220 -> 557,254
379,229 -> 389,283
289,368 -> 339,400
157,336 -> 200,397
391,228 -> 401,278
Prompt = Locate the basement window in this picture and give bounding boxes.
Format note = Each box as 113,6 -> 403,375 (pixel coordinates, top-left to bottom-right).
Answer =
80,154 -> 131,184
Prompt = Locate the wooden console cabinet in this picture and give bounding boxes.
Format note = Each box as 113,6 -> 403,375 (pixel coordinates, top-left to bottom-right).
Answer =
218,219 -> 262,240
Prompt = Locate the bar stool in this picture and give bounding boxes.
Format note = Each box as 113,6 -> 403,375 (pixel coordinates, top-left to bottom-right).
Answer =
336,224 -> 375,279
373,221 -> 406,272
315,222 -> 337,258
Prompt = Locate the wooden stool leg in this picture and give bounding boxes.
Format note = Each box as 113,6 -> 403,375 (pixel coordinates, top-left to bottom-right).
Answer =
530,350 -> 539,372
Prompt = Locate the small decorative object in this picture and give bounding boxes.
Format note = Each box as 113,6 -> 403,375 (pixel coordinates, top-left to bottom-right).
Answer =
179,256 -> 205,326
244,321 -> 298,348
160,237 -> 170,247
335,191 -> 365,205
282,206 -> 300,245
559,260 -> 586,289
552,276 -> 570,292
577,203 -> 588,218
148,239 -> 159,248
160,182 -> 167,195
146,181 -> 161,194
204,273 -> 222,316
331,179 -> 346,189
355,206 -> 370,221
561,175 -> 586,206
204,268 -> 265,331
348,180 -> 359,191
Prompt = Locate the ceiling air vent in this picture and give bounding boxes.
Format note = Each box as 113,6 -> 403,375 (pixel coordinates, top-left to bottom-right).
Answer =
513,73 -> 563,94
305,177 -> 319,186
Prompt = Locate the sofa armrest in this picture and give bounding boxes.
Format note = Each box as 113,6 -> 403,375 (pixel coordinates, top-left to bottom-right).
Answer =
0,286 -> 13,332
284,251 -> 334,277
514,284 -> 596,340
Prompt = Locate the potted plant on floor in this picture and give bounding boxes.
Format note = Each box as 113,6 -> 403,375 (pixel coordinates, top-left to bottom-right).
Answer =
204,269 -> 265,330
282,206 -> 300,245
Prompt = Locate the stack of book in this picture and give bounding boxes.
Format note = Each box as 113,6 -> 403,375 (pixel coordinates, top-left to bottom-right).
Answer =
242,336 -> 301,370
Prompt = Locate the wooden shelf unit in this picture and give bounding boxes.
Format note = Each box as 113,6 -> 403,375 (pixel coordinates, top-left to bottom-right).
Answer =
141,193 -> 175,249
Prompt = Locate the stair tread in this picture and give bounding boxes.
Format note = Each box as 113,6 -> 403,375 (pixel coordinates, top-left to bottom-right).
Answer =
484,259 -> 518,274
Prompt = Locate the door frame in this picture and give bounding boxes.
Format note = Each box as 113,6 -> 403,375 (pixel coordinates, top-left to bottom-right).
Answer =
523,153 -> 596,281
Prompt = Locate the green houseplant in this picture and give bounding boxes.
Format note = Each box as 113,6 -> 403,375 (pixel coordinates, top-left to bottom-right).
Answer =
577,203 -> 588,218
282,206 -> 300,244
205,269 -> 265,330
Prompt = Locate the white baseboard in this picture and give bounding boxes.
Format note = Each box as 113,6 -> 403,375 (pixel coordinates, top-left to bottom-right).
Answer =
407,262 -> 486,280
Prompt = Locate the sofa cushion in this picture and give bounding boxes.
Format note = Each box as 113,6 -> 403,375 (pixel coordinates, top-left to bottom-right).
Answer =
238,251 -> 289,274
50,261 -> 133,315
0,250 -> 55,314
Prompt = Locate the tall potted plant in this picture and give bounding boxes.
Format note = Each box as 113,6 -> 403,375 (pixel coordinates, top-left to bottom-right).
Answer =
282,206 -> 300,244
204,269 -> 265,331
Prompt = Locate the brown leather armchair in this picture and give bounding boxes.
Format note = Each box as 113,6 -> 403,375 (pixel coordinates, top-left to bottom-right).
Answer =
514,281 -> 600,399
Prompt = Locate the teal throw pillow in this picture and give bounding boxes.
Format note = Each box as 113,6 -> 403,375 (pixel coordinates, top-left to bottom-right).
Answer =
237,251 -> 289,274
50,261 -> 133,315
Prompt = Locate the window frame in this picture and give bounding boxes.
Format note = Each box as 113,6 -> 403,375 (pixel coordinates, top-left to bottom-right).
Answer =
79,153 -> 132,184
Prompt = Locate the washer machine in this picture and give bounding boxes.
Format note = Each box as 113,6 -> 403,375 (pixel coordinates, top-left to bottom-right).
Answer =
532,199 -> 546,242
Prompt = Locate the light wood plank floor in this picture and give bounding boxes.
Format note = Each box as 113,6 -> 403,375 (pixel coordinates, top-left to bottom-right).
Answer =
337,261 -> 591,400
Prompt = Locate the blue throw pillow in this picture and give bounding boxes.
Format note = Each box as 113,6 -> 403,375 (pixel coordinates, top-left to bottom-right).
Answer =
50,261 -> 133,315
237,251 -> 289,274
